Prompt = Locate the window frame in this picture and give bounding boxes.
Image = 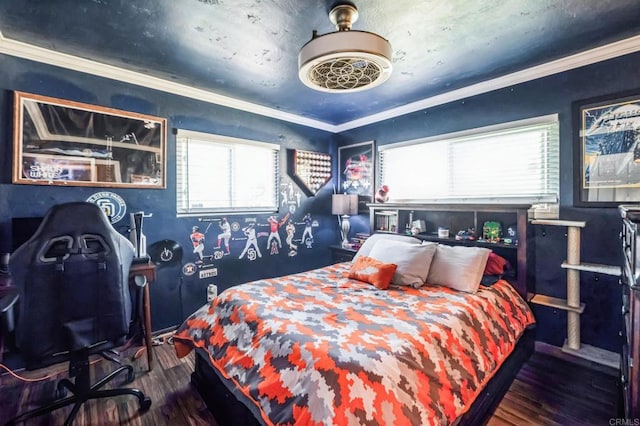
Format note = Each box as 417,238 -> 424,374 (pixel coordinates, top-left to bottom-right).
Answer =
377,114 -> 560,206
176,129 -> 280,217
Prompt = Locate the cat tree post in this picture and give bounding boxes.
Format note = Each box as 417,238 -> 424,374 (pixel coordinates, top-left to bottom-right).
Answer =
565,225 -> 581,350
530,218 -> 621,368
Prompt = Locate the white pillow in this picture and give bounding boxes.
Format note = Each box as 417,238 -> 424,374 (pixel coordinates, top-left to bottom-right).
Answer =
368,240 -> 437,288
426,244 -> 491,293
354,234 -> 421,261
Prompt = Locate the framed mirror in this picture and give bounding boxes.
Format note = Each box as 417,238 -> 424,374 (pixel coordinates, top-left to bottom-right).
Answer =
13,91 -> 167,188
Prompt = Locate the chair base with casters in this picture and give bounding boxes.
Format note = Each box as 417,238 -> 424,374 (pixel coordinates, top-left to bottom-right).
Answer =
5,347 -> 152,425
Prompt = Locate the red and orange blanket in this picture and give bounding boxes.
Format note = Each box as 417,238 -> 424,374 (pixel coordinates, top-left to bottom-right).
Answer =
175,262 -> 534,425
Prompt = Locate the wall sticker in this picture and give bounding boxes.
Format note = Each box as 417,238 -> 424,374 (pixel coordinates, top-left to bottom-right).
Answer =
86,191 -> 127,223
285,220 -> 298,257
238,220 -> 261,261
281,182 -> 303,214
266,212 -> 290,255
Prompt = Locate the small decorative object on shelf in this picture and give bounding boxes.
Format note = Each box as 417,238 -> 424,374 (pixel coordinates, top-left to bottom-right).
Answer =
437,227 -> 450,238
455,228 -> 476,241
412,220 -> 426,234
504,223 -> 518,245
350,233 -> 370,251
375,185 -> 389,203
482,221 -> 502,242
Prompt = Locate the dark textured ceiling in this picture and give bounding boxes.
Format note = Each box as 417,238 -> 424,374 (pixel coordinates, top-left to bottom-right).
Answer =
0,0 -> 639,128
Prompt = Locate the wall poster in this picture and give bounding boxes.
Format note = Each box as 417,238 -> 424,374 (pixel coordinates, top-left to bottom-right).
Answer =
338,141 -> 375,213
575,91 -> 640,206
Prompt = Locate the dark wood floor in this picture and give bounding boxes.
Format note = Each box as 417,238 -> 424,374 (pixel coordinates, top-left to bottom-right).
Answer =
488,344 -> 620,426
1,342 -> 620,425
0,344 -> 217,425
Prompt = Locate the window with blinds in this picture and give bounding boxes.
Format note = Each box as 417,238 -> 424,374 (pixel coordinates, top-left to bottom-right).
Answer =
176,129 -> 280,215
378,114 -> 559,205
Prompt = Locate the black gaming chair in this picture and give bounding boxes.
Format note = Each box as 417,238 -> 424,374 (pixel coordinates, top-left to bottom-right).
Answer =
6,202 -> 151,425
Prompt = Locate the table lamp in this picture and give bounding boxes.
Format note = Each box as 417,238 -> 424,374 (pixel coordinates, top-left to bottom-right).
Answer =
332,194 -> 358,248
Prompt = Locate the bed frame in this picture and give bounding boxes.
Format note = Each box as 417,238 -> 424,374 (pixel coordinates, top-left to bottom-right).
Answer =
189,213 -> 536,425
191,326 -> 536,425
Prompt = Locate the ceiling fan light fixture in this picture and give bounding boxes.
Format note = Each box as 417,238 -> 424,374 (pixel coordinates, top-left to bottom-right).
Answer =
298,3 -> 393,93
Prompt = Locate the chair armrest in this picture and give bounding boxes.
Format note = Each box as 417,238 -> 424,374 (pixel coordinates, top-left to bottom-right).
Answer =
0,287 -> 18,314
0,287 -> 19,333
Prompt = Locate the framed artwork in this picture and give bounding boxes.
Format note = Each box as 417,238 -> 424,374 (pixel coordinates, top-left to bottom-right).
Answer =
338,141 -> 375,213
13,91 -> 167,188
574,91 -> 640,207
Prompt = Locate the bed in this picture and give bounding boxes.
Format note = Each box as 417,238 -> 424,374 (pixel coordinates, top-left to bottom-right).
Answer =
174,236 -> 535,426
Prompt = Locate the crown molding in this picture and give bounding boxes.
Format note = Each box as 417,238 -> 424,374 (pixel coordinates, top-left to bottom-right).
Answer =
334,34 -> 640,132
0,32 -> 336,133
0,31 -> 639,134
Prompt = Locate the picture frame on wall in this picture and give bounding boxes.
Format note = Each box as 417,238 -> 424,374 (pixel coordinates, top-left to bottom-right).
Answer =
574,90 -> 640,207
13,91 -> 167,189
338,141 -> 375,213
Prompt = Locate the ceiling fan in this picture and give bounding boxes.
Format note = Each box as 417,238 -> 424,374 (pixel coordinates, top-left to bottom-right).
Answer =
298,2 -> 393,93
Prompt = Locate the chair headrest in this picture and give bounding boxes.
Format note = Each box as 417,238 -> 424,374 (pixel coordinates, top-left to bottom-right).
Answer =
11,202 -> 134,266
34,202 -> 115,237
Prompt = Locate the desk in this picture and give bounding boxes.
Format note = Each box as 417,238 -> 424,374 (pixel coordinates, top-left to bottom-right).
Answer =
128,262 -> 156,371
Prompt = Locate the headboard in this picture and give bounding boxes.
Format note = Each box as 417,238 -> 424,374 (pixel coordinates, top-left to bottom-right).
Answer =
367,203 -> 532,299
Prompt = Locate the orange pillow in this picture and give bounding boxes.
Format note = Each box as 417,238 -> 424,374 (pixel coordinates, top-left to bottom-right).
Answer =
347,256 -> 397,290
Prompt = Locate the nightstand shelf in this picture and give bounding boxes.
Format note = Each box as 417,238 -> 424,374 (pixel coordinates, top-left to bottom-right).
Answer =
329,245 -> 357,263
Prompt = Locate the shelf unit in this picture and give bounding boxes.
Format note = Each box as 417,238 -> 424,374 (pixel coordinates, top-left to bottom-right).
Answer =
286,149 -> 332,196
530,219 -> 621,369
368,203 -> 532,299
620,205 -> 640,417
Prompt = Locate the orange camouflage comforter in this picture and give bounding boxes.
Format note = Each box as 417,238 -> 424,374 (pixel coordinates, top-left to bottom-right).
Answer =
174,262 -> 535,425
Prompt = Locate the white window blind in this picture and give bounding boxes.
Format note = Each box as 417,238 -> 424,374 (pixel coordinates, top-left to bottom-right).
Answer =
378,114 -> 559,204
176,129 -> 280,215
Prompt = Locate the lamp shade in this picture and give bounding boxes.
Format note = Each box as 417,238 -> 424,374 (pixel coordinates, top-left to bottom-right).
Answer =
332,194 -> 358,216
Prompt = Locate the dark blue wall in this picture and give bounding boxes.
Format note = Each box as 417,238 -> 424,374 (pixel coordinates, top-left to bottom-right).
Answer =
0,54 -> 340,331
336,51 -> 640,353
2,48 -> 639,352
